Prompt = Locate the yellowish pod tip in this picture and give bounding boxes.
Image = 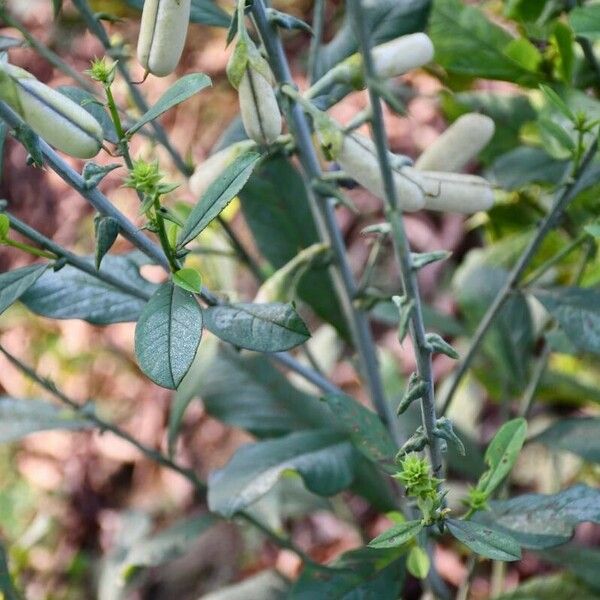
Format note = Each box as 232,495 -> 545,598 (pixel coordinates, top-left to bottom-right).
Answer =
0,64 -> 103,159
372,33 -> 435,79
416,171 -> 495,213
238,68 -> 282,145
137,0 -> 191,77
415,113 -> 495,173
336,134 -> 425,212
189,140 -> 256,198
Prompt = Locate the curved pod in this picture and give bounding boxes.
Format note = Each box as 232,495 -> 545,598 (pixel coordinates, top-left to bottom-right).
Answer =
372,33 -> 435,79
0,64 -> 103,158
137,0 -> 191,77
337,134 -> 425,211
238,67 -> 282,145
415,113 -> 495,173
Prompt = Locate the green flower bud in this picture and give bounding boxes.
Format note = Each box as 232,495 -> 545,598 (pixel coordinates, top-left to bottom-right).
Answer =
0,63 -> 103,159
335,133 -> 424,211
415,113 -> 495,173
189,140 -> 255,198
238,66 -> 282,145
414,170 -> 495,214
137,0 -> 191,77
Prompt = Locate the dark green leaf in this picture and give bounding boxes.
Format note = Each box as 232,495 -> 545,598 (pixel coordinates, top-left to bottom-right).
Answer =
208,430 -> 355,517
539,544 -> 600,592
477,418 -> 527,496
539,84 -> 576,122
0,396 -> 93,443
495,573 -> 600,600
178,151 -> 261,246
533,287 -> 600,355
0,264 -> 48,315
368,520 -> 423,549
534,417 -> 600,463
134,282 -> 203,389
570,5 -> 600,41
57,86 -> 118,144
21,255 -> 155,324
94,216 -> 119,269
446,519 -> 521,561
240,156 -> 347,336
322,393 -> 396,464
203,302 -> 309,352
126,73 -> 212,136
475,484 -> 600,549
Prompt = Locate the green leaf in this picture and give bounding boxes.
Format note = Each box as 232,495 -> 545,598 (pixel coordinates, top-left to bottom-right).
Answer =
266,8 -> 312,34
429,0 -> 541,85
425,332 -> 459,359
406,546 -> 430,580
290,546 -> 405,599
172,268 -> 202,293
552,21 -> 575,84
322,393 -> 396,464
0,264 -> 48,315
477,418 -> 527,497
178,151 -> 261,246
539,544 -> 600,593
0,396 -> 93,443
538,118 -> 576,152
570,5 -> 600,41
368,520 -> 423,549
446,519 -> 521,561
208,430 -> 355,517
134,282 -> 203,389
94,215 -> 119,269
495,573 -> 600,600
120,514 -> 216,576
57,86 -> 118,144
475,484 -> 600,549
203,302 -> 309,352
533,287 -> 600,356
126,73 -> 212,136
534,417 -> 600,463
202,571 -> 289,600
539,84 -> 576,122
240,156 -> 347,337
0,538 -> 20,600
21,254 -> 156,324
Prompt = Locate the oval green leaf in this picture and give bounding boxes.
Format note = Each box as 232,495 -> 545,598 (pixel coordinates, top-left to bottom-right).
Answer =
367,520 -> 423,549
447,518 -> 521,561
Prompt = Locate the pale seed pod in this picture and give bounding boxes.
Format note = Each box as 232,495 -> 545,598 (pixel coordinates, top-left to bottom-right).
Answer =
0,64 -> 103,158
414,113 -> 495,173
372,33 -> 435,79
411,169 -> 495,213
336,133 -> 425,211
137,0 -> 191,77
189,140 -> 256,198
238,67 -> 282,145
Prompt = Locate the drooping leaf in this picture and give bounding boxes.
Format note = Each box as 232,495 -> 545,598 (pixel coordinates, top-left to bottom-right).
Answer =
20,254 -> 156,324
534,417 -> 600,463
126,73 -> 212,136
570,5 -> 600,41
321,393 -> 396,464
202,571 -> 289,600
208,430 -> 356,517
178,151 -> 261,246
0,396 -> 93,443
533,287 -> 600,356
446,519 -> 521,561
476,418 -> 527,496
240,155 -> 347,337
368,520 -> 423,549
124,0 -> 230,28
429,0 -> 541,85
0,264 -> 48,315
94,215 -> 120,269
475,484 -> 600,549
203,302 -> 309,352
134,282 -> 203,389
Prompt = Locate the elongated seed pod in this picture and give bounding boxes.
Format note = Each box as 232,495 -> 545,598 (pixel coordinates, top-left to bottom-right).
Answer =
410,170 -> 495,213
0,64 -> 103,158
415,113 -> 495,173
137,0 -> 191,77
336,133 -> 425,211
372,33 -> 435,79
189,140 -> 255,198
238,67 -> 282,145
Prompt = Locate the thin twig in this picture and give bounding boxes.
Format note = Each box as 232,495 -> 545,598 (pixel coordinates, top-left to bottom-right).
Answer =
307,0 -> 325,84
250,0 -> 401,446
440,138 -> 599,417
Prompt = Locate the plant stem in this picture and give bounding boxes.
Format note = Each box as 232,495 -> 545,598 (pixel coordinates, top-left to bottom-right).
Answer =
440,137 -> 599,417
216,215 -> 264,281
3,238 -> 56,260
250,0 -> 400,446
307,0 -> 325,84
152,195 -> 180,272
346,0 -> 444,478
